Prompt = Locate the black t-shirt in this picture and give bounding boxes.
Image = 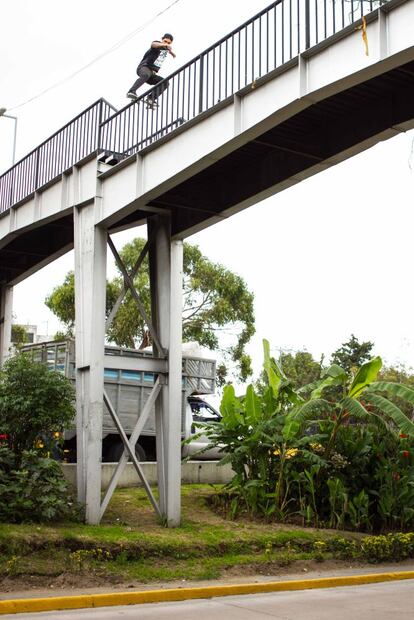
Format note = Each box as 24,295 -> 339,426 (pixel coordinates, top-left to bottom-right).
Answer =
139,41 -> 169,72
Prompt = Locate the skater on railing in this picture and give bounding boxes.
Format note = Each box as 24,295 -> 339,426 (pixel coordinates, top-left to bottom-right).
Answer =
126,34 -> 176,109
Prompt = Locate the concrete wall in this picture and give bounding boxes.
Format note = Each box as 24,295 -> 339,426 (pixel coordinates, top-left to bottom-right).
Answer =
62,461 -> 234,491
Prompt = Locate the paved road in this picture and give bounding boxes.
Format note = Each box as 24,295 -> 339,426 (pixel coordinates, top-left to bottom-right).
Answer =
2,580 -> 414,619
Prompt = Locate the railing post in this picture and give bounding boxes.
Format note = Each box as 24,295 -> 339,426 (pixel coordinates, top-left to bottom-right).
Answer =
97,99 -> 104,151
305,0 -> 311,50
34,149 -> 40,192
198,54 -> 205,114
8,167 -> 15,209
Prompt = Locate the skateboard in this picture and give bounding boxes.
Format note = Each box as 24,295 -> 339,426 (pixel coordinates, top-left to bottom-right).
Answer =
145,97 -> 159,110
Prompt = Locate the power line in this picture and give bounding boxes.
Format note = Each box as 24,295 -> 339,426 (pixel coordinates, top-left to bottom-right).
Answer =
8,0 -> 182,112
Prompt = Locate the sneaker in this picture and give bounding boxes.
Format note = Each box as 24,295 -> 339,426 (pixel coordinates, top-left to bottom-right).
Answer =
126,92 -> 138,101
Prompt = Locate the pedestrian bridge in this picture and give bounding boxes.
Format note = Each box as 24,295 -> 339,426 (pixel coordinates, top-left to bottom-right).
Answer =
1,0 -> 414,285
1,0 -> 414,526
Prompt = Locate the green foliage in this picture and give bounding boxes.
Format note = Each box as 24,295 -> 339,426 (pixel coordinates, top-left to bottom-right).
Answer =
199,340 -> 414,532
45,239 -> 255,382
45,271 -> 76,335
256,349 -> 322,395
45,271 -> 118,339
349,356 -> 382,398
279,351 -> 323,390
10,324 -> 29,347
360,533 -> 414,563
0,447 -> 78,523
327,536 -> 359,560
377,364 -> 414,417
0,353 -> 75,459
330,334 -> 374,374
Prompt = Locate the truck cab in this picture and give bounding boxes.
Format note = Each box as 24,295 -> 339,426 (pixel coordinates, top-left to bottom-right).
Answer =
182,396 -> 223,460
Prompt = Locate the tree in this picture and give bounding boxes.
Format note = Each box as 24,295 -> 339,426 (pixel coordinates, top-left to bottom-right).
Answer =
330,334 -> 374,374
0,353 -> 75,461
378,363 -> 414,418
379,364 -> 414,390
45,238 -> 255,382
11,324 -> 28,346
45,272 -> 118,337
278,351 -> 323,390
255,349 -> 322,395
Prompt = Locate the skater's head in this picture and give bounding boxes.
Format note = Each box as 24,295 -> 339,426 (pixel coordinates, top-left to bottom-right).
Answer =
162,33 -> 173,44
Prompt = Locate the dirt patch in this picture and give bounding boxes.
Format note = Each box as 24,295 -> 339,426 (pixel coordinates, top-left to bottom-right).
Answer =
0,559 -> 330,594
2,558 -> 414,600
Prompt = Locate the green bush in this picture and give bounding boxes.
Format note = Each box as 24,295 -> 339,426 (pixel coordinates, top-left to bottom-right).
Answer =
0,446 -> 78,523
0,352 -> 75,460
328,536 -> 359,560
200,340 -> 414,532
361,533 -> 414,563
326,533 -> 414,563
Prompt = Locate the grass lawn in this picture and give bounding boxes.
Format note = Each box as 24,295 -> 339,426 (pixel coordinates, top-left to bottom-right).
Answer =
0,485 -> 365,591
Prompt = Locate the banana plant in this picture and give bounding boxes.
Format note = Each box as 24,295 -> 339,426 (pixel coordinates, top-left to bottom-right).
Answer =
289,356 -> 414,447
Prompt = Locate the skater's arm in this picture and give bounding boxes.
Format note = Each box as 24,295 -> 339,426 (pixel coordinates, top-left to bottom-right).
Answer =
151,40 -> 176,57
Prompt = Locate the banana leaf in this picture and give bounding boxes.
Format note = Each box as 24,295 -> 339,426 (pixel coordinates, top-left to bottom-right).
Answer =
364,392 -> 414,436
368,381 -> 414,406
349,356 -> 382,398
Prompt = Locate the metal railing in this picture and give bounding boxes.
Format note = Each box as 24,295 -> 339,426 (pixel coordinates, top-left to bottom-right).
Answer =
0,0 -> 389,214
0,99 -> 116,214
100,0 -> 388,156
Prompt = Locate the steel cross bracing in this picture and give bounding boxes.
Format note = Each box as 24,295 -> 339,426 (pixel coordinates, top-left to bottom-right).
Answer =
106,236 -> 165,356
99,233 -> 166,520
73,189 -> 183,525
101,378 -> 162,519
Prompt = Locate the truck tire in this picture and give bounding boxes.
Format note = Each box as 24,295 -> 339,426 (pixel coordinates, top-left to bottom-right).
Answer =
106,441 -> 146,463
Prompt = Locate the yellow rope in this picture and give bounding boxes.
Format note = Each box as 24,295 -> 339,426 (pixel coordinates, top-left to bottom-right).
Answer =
357,16 -> 369,56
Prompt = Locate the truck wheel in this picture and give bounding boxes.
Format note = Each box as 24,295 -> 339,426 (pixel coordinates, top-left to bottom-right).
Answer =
106,441 -> 146,463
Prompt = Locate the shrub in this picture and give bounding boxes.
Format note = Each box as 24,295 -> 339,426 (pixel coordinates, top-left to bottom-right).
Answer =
0,353 -> 75,459
0,446 -> 78,523
201,341 -> 414,532
328,536 -> 359,560
361,533 -> 414,563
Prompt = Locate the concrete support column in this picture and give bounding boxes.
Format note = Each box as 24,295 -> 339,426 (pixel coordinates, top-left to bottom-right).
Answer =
0,284 -> 13,366
148,215 -> 183,527
168,238 -> 183,525
73,201 -> 107,524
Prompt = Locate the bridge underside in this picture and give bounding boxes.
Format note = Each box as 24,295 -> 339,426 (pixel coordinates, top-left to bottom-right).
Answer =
148,58 -> 414,237
1,59 -> 414,284
0,215 -> 74,284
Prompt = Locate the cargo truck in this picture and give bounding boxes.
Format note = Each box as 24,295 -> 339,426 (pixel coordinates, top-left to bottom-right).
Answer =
21,339 -> 222,462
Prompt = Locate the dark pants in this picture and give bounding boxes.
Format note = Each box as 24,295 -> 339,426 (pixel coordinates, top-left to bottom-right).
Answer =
129,65 -> 169,101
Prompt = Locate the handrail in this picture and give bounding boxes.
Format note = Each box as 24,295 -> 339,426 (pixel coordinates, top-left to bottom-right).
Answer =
99,0 -> 388,157
0,99 -> 116,214
0,0 -> 389,215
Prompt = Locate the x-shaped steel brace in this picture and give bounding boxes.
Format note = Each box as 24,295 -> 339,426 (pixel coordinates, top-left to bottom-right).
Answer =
106,234 -> 165,357
100,378 -> 163,520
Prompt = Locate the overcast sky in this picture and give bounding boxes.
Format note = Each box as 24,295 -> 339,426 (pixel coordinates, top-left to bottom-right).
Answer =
1,0 -> 413,382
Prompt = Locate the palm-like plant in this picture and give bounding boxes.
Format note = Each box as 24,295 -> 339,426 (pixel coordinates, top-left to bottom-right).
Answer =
196,341 -> 414,524
289,356 -> 414,451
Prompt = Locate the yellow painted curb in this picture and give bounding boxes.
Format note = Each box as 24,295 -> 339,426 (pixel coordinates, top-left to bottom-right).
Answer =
1,571 -> 414,615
